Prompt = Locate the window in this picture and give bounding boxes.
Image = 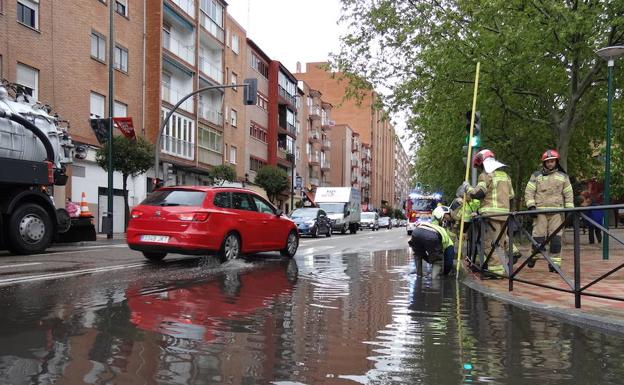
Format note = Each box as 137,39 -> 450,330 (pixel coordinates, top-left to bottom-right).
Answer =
250,157 -> 266,172
231,33 -> 239,54
91,31 -> 106,62
115,0 -> 127,16
251,195 -> 275,215
114,45 -> 128,72
161,108 -> 195,160
230,108 -> 237,127
249,121 -> 267,143
90,92 -> 106,118
251,52 -> 268,78
16,63 -> 39,100
229,146 -> 237,164
255,92 -> 268,111
232,192 -> 254,211
162,23 -> 171,50
114,101 -> 127,117
230,72 -> 237,91
17,0 -> 38,29
213,192 -> 230,208
198,126 -> 222,153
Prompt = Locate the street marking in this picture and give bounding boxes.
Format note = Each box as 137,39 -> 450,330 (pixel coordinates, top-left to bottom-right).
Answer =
0,262 -> 41,269
0,262 -> 147,286
45,244 -> 129,255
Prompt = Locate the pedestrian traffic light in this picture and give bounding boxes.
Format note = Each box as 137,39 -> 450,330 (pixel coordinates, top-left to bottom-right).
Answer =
243,78 -> 258,105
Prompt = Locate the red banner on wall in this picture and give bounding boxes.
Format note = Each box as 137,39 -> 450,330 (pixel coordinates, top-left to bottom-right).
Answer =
113,117 -> 136,139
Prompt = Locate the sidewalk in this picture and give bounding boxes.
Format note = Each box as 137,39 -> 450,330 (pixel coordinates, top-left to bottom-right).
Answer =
462,227 -> 624,334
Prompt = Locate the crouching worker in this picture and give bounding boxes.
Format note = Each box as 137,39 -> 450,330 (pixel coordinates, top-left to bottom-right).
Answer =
408,206 -> 455,277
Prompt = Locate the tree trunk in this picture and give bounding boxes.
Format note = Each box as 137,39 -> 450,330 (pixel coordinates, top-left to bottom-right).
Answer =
123,174 -> 129,231
555,122 -> 572,173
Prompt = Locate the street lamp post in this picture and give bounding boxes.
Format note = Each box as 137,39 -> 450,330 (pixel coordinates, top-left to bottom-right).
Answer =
596,45 -> 624,260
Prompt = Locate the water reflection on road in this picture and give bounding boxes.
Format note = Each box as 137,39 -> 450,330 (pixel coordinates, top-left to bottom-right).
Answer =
0,250 -> 624,384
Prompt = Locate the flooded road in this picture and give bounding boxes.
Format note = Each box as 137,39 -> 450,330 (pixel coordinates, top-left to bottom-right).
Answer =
1,248 -> 623,384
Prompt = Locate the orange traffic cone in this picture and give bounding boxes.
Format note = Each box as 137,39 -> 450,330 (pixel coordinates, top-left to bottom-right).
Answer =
79,192 -> 92,217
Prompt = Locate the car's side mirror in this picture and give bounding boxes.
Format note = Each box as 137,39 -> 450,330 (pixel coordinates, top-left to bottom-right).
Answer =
275,209 -> 283,217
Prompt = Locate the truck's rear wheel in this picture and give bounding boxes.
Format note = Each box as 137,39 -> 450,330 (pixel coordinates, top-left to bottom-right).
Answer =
8,203 -> 53,254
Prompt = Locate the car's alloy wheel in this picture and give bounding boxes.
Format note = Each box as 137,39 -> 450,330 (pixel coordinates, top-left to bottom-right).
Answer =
221,233 -> 240,262
281,230 -> 299,258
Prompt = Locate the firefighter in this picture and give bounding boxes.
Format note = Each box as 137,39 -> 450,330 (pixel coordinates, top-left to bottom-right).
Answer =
457,149 -> 518,278
450,197 -> 481,264
524,149 -> 574,272
408,206 -> 455,277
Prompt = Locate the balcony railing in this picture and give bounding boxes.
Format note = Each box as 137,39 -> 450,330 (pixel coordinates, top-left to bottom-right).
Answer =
161,134 -> 194,160
309,152 -> 320,164
308,129 -> 320,143
163,34 -> 195,65
322,139 -> 331,149
321,160 -> 330,170
309,177 -> 319,186
198,147 -> 222,166
309,105 -> 321,118
199,56 -> 223,83
171,0 -> 195,18
278,86 -> 296,106
351,158 -> 359,167
161,82 -> 194,112
198,104 -> 223,125
200,11 -> 224,42
287,123 -> 297,137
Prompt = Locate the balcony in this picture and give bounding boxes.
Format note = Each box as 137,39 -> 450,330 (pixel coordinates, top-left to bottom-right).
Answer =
309,152 -> 320,165
309,105 -> 321,119
161,82 -> 194,113
170,0 -> 195,18
199,56 -> 223,83
200,11 -> 224,42
198,104 -> 222,126
321,160 -> 330,170
278,86 -> 296,106
321,118 -> 332,128
321,138 -> 331,150
351,158 -> 359,168
198,147 -> 222,166
163,35 -> 195,66
308,129 -> 320,143
309,177 -> 320,187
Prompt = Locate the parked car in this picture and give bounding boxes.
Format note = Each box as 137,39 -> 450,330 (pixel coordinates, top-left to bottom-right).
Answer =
290,208 -> 332,237
127,186 -> 299,262
360,211 -> 380,231
378,216 -> 392,229
391,218 -> 398,227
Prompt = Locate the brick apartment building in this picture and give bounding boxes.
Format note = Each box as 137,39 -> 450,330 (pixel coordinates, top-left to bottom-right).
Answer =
295,62 -> 398,210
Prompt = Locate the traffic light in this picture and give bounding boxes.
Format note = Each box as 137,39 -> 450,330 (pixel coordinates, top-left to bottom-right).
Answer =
243,78 -> 258,105
464,110 -> 482,148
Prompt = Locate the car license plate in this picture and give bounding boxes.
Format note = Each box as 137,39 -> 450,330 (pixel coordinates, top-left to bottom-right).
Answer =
140,235 -> 170,243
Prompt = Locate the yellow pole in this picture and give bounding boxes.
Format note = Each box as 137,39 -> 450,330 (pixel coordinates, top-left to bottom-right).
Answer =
456,62 -> 481,278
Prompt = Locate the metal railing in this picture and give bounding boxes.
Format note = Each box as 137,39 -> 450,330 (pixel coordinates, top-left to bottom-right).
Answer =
278,86 -> 296,106
163,34 -> 195,65
200,11 -> 224,42
199,56 -> 223,83
465,205 -> 624,308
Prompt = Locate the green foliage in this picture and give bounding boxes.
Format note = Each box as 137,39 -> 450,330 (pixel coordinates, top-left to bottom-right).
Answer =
394,208 -> 405,220
210,164 -> 236,185
334,0 -> 624,201
254,166 -> 290,203
96,135 -> 154,178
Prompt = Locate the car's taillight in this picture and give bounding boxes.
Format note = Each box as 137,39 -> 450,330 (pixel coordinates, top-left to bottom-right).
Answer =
177,212 -> 210,222
131,210 -> 143,219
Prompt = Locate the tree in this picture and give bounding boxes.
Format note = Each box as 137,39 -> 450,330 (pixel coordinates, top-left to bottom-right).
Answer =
210,164 -> 236,186
333,0 -> 624,202
96,136 -> 154,229
254,165 -> 289,203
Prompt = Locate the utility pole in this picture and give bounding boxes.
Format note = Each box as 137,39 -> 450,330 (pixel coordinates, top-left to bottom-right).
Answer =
107,0 -> 114,239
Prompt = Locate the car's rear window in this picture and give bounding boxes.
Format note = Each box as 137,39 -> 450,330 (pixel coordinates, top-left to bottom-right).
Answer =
141,190 -> 206,207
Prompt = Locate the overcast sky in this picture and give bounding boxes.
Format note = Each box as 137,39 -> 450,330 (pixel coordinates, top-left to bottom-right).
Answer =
226,0 -> 411,152
226,0 -> 344,74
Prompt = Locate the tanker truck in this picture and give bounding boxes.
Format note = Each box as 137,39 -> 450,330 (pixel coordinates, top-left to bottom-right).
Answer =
0,82 -> 95,254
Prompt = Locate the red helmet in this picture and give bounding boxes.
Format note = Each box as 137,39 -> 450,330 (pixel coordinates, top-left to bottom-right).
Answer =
473,149 -> 495,167
541,149 -> 560,162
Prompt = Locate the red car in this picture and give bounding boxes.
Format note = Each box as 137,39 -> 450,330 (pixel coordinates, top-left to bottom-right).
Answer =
127,186 -> 299,262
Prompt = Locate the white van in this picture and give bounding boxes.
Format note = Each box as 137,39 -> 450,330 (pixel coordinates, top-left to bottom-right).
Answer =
314,187 -> 361,234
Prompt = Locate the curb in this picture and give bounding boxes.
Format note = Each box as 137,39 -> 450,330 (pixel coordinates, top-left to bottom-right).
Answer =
461,275 -> 624,336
